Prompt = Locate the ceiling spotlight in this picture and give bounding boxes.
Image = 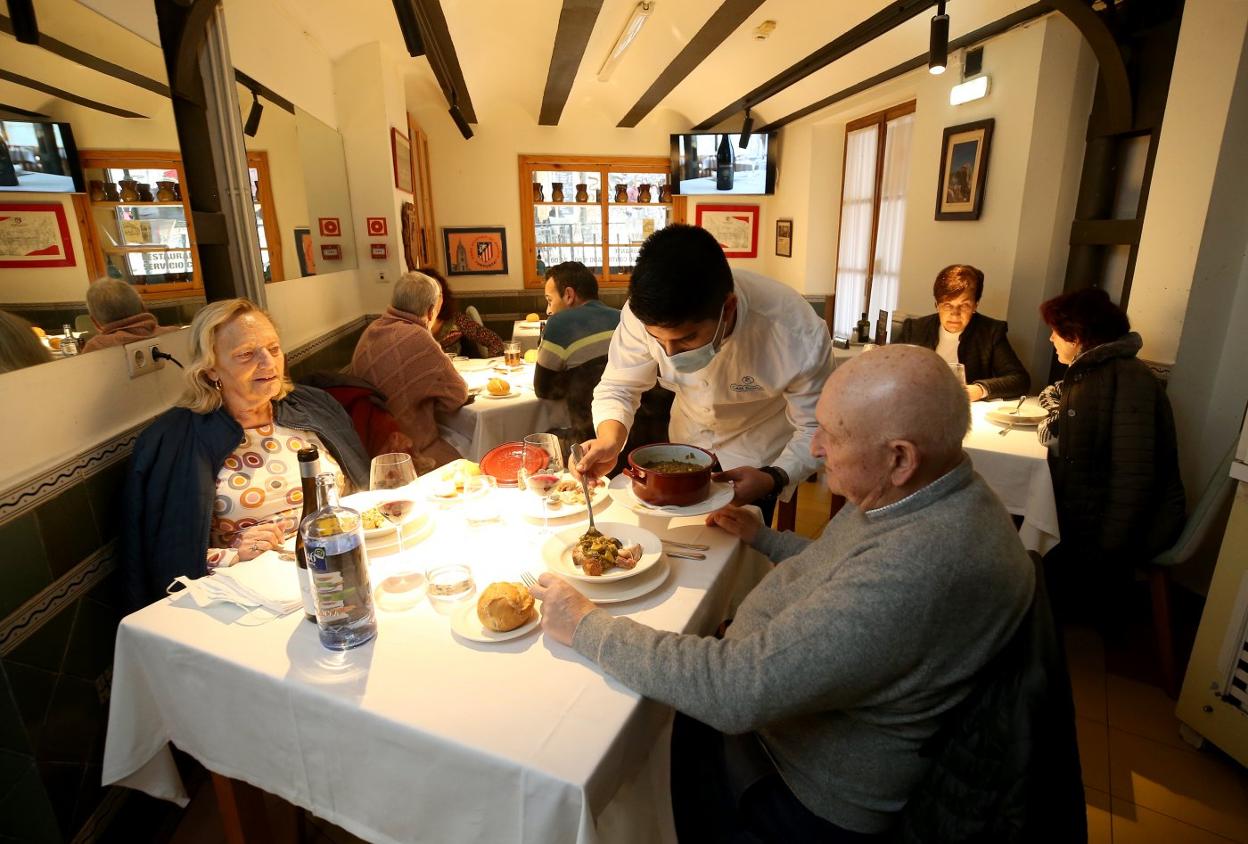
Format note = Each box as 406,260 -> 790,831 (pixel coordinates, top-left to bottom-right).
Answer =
8,0 -> 39,44
598,2 -> 654,83
449,101 -> 473,140
738,108 -> 754,149
243,89 -> 263,137
929,0 -> 949,75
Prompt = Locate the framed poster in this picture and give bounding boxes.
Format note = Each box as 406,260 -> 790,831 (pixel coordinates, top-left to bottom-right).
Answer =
775,219 -> 793,258
935,119 -> 994,220
294,227 -> 316,276
0,202 -> 76,268
695,204 -> 759,258
443,226 -> 508,276
391,128 -> 414,193
318,217 -> 340,237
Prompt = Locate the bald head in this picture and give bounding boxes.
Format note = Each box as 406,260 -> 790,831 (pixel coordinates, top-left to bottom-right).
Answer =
814,345 -> 969,508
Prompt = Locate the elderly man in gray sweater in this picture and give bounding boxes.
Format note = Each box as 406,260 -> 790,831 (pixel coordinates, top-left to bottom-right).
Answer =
532,345 -> 1035,840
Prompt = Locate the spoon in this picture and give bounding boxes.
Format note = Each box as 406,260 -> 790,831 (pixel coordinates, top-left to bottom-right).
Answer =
570,443 -> 601,539
1010,395 -> 1026,415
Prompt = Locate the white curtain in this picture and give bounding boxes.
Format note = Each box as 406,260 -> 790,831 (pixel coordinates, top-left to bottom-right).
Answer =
868,113 -> 915,341
832,125 -> 879,339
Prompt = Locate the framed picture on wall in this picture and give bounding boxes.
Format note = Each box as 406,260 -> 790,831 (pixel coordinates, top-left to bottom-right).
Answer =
775,219 -> 793,257
294,227 -> 316,276
391,128 -> 414,193
935,118 -> 994,221
695,204 -> 759,258
0,202 -> 76,268
443,226 -> 508,275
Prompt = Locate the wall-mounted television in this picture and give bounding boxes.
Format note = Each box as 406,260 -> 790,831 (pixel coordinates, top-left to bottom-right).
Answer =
0,120 -> 86,193
670,132 -> 776,196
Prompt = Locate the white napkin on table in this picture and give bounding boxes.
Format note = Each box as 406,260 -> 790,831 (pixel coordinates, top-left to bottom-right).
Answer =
167,554 -> 303,623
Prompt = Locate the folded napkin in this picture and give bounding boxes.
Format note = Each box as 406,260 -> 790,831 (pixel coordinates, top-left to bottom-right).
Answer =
167,554 -> 304,623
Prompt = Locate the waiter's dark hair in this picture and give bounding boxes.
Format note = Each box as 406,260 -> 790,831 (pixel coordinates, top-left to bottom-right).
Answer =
629,224 -> 732,326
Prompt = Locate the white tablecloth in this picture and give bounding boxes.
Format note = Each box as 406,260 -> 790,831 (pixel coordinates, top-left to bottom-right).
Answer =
438,360 -> 570,461
102,491 -> 769,844
511,321 -> 543,352
964,400 -> 1060,554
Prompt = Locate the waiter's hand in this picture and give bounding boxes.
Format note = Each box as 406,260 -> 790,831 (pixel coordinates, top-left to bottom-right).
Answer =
713,466 -> 776,505
706,505 -> 763,544
572,421 -> 628,482
530,573 -> 597,646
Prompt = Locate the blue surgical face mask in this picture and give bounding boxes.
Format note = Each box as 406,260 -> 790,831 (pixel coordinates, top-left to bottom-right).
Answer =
667,304 -> 727,374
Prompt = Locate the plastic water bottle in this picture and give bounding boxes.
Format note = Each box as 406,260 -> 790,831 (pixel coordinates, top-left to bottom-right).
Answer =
299,474 -> 377,651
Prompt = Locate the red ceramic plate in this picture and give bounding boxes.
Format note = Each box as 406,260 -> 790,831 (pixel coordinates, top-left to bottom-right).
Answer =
480,441 -> 547,486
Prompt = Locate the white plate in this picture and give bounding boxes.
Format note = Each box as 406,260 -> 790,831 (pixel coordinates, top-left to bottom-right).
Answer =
341,491 -> 426,541
542,522 -> 662,583
577,559 -> 671,605
986,407 -> 1047,426
520,476 -> 609,520
451,601 -> 541,643
478,389 -> 522,400
454,358 -> 490,372
362,512 -> 434,555
608,475 -> 735,517
521,320 -> 542,327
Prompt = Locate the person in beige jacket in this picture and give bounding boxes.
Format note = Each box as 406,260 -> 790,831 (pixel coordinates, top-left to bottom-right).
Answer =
82,278 -> 179,353
350,272 -> 468,473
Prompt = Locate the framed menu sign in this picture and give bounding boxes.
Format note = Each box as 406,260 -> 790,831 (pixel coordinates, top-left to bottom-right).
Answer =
0,202 -> 76,268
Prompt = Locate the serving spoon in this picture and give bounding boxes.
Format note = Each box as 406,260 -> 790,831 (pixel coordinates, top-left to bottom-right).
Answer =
570,443 -> 601,540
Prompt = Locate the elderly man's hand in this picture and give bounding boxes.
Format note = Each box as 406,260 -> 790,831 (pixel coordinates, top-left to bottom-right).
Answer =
528,573 -> 597,646
713,466 -> 776,505
706,505 -> 764,544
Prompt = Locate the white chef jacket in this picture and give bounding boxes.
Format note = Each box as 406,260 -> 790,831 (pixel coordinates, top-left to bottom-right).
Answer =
591,269 -> 834,500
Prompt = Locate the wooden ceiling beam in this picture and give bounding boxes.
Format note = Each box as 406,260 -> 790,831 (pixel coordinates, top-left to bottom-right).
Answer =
539,0 -> 604,126
617,0 -> 765,128
0,69 -> 146,118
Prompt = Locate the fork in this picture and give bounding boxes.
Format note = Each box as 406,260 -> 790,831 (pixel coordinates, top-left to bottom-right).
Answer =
520,570 -> 540,590
666,551 -> 706,560
663,540 -> 710,551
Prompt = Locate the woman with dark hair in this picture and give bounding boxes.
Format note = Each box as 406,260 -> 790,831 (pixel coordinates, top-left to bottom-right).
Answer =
895,264 -> 1029,400
422,266 -> 504,358
1037,288 -> 1185,614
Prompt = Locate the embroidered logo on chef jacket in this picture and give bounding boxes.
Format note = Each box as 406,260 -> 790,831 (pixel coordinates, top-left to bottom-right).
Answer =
730,375 -> 764,393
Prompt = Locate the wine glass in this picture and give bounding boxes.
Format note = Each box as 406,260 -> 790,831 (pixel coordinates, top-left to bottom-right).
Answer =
369,454 -> 422,611
516,433 -> 564,534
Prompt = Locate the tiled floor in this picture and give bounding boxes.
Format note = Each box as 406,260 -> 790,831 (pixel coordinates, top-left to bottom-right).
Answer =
168,479 -> 1248,844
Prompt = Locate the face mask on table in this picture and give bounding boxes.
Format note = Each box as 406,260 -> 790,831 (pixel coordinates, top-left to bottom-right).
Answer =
667,304 -> 727,374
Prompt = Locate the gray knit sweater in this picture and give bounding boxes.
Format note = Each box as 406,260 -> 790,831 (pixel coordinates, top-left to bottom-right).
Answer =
572,457 -> 1035,834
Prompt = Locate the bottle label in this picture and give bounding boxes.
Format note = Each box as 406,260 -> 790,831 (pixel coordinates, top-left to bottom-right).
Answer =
311,569 -> 349,622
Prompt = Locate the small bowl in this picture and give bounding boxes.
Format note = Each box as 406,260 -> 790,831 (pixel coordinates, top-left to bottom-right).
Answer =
622,443 -> 715,507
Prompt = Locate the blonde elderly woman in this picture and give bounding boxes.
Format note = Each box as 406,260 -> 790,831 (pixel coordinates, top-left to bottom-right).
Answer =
0,310 -> 52,374
350,271 -> 468,473
81,277 -> 178,352
120,298 -> 368,609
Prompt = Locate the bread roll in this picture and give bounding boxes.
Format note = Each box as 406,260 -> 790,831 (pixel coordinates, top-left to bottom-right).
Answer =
476,582 -> 534,632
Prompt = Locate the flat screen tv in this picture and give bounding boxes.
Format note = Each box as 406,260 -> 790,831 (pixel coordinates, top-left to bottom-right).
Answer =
670,131 -> 776,196
0,120 -> 86,193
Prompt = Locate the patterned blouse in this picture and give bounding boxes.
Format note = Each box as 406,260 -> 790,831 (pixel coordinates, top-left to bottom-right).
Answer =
210,423 -> 342,550
437,311 -> 505,357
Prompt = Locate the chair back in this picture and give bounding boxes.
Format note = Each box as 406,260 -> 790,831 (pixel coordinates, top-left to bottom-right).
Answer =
464,305 -> 484,326
73,313 -> 96,345
1150,445 -> 1237,568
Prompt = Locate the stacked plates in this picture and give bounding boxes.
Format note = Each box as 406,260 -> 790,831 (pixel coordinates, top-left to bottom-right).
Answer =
540,522 -> 670,604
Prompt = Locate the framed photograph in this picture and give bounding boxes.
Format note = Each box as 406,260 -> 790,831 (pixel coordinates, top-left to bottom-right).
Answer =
695,204 -> 759,258
366,216 -> 388,237
320,243 -> 342,261
0,202 -> 76,268
391,128 -> 413,193
935,119 -> 994,221
370,243 -> 388,260
318,217 -> 340,237
775,218 -> 793,258
443,226 -> 508,276
294,227 -> 316,276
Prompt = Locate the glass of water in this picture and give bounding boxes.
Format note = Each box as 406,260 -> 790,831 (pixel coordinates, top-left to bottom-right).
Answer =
948,362 -> 967,386
425,563 -> 476,615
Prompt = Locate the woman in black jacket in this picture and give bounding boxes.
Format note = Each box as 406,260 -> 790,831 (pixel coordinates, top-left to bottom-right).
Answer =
1037,289 -> 1185,615
120,299 -> 369,610
895,264 -> 1030,400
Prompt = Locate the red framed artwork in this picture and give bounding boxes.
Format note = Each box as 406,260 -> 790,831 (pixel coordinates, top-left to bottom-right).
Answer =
0,202 -> 76,268
391,128 -> 413,193
366,216 -> 388,237
320,243 -> 342,260
318,217 -> 341,237
695,204 -> 759,258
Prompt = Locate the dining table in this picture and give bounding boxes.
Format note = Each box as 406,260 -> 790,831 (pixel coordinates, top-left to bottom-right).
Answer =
511,319 -> 544,352
101,483 -> 771,844
437,357 -> 570,462
963,398 -> 1061,554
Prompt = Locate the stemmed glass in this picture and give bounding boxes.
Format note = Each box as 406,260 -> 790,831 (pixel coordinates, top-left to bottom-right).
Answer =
369,453 -> 421,610
516,433 -> 564,534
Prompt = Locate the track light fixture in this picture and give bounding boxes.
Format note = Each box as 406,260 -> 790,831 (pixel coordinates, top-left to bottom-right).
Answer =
9,0 -> 39,44
738,107 -> 754,149
449,100 -> 473,140
243,88 -> 263,137
929,0 -> 949,76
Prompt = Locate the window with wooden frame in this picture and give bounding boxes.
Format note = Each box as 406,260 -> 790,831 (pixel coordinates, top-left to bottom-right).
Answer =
832,101 -> 916,340
518,154 -> 685,288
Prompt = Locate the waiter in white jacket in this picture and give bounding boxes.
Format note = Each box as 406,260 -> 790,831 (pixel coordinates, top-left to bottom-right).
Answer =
577,224 -> 833,522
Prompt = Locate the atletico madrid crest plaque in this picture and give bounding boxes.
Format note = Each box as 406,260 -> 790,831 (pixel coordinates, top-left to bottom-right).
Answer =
443,226 -> 508,276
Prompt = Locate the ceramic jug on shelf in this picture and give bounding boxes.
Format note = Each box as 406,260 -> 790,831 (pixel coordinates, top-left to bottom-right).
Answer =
613,184 -> 628,203
658,184 -> 672,203
551,183 -> 565,203
118,179 -> 140,202
532,182 -> 544,202
136,183 -> 154,202
103,182 -> 120,201
156,181 -> 178,202
575,183 -> 588,202
89,180 -> 106,202
637,184 -> 652,203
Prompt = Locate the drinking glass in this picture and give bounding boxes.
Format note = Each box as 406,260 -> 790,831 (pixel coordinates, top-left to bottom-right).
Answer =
369,453 -> 421,610
504,340 -> 523,368
516,433 -> 564,534
462,475 -> 500,527
948,362 -> 967,387
425,563 -> 476,615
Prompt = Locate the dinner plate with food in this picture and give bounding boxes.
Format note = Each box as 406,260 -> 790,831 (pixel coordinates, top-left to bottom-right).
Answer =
451,582 -> 540,643
542,522 -> 662,583
521,475 -> 609,519
341,491 -> 424,539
